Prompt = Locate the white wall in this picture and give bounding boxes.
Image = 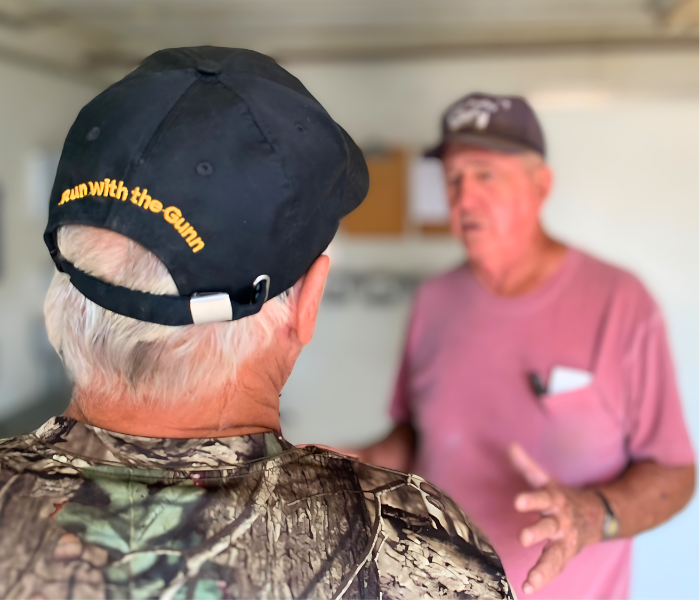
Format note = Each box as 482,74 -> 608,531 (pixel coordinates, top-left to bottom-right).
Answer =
279,49 -> 699,600
0,63 -> 97,418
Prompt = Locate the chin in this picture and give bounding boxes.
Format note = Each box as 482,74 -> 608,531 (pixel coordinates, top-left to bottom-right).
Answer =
462,239 -> 492,260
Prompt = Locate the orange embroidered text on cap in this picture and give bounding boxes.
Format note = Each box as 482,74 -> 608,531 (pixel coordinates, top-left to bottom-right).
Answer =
59,179 -> 204,253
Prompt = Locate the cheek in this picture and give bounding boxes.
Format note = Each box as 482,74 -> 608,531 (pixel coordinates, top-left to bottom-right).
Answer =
449,206 -> 463,238
487,186 -> 535,236
489,203 -> 518,235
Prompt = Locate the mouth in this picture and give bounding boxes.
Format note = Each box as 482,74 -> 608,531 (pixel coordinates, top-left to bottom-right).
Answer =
460,222 -> 482,234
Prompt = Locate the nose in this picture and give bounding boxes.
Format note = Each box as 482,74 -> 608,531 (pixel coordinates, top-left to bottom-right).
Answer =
455,177 -> 480,212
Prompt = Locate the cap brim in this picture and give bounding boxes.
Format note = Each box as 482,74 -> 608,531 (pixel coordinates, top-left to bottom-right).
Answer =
425,132 -> 540,159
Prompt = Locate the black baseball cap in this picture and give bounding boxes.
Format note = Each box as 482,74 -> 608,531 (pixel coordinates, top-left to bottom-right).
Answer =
45,47 -> 368,326
426,92 -> 546,158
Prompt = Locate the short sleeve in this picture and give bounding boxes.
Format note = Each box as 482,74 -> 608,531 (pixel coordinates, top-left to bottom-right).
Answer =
389,293 -> 424,426
625,310 -> 695,466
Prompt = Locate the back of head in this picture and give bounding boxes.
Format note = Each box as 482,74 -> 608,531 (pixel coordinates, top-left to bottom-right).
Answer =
42,46 -> 369,405
45,225 -> 294,405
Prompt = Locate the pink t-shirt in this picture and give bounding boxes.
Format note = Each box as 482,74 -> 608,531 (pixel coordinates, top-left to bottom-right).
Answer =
391,248 -> 695,599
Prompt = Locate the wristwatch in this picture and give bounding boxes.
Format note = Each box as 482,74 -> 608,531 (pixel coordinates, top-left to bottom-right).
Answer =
594,490 -> 620,540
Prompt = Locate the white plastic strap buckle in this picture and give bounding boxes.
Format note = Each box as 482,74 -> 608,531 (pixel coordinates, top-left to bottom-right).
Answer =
190,292 -> 233,324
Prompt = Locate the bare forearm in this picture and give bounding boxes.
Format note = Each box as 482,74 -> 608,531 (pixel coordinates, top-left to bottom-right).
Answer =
357,423 -> 416,472
597,461 -> 695,539
512,445 -> 696,595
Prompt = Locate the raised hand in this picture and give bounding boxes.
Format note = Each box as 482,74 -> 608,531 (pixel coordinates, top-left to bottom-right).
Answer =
508,443 -> 605,595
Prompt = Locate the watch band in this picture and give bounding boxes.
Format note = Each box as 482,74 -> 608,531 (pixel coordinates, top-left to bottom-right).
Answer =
594,490 -> 620,540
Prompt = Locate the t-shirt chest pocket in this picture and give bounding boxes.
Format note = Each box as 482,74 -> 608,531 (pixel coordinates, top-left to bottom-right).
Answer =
538,384 -> 627,486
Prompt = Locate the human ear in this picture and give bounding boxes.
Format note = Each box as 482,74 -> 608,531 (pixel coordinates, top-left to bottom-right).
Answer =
540,165 -> 554,199
294,254 -> 330,345
534,164 -> 553,203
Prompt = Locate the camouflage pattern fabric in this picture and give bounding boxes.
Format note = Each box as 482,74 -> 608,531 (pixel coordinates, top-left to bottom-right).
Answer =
0,417 -> 513,599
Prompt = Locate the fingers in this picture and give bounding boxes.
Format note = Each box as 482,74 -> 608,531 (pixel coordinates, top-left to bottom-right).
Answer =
522,540 -> 568,595
519,516 -> 559,547
509,444 -> 581,594
508,443 -> 551,488
515,489 -> 553,513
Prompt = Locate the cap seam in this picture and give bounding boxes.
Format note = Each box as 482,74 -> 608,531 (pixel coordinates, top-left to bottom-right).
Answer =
217,76 -> 296,202
114,77 -> 201,294
125,78 -> 200,180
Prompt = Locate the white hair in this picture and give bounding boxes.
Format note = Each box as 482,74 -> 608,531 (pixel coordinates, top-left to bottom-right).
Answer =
44,225 -> 295,406
517,150 -> 546,173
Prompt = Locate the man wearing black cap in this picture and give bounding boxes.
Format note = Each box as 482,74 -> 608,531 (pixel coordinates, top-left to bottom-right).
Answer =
0,50 -> 513,599
358,93 -> 695,598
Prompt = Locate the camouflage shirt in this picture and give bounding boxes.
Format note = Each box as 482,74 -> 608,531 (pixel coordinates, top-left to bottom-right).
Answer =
0,417 -> 513,600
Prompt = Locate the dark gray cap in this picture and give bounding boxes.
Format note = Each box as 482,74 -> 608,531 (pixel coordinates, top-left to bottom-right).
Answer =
426,92 -> 546,158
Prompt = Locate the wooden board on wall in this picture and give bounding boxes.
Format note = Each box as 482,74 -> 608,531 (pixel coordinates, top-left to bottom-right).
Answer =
420,223 -> 452,235
341,149 -> 405,234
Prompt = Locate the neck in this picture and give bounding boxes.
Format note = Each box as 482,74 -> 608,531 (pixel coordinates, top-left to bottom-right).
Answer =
469,229 -> 567,296
63,365 -> 284,439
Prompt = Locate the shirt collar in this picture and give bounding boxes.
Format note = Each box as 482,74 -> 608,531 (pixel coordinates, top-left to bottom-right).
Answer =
32,416 -> 295,470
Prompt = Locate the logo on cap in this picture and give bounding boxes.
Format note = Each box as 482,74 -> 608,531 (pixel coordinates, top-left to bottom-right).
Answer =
446,97 -> 513,133
59,179 -> 205,253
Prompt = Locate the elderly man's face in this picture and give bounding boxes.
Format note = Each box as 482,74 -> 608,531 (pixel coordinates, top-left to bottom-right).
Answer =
443,144 -> 551,264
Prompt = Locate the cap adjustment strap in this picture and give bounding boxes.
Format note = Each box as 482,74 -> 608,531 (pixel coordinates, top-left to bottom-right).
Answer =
190,293 -> 233,325
57,256 -> 270,327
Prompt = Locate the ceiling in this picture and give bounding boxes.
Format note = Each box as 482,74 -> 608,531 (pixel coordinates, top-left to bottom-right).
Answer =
0,0 -> 697,84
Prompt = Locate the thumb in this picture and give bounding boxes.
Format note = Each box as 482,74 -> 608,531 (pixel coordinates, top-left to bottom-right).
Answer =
508,443 -> 551,488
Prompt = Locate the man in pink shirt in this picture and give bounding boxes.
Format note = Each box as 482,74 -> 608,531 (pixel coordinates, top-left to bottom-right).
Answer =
358,93 -> 696,599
